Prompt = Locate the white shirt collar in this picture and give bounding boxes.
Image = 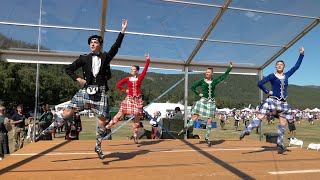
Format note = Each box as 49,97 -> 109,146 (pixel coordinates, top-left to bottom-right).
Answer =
129,76 -> 138,81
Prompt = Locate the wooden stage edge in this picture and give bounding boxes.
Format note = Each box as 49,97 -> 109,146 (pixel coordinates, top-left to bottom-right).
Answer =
1,139 -> 320,180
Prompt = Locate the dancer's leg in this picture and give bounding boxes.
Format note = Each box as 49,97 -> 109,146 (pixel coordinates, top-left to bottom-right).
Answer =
35,108 -> 76,142
178,114 -> 198,135
133,116 -> 140,143
95,116 -> 108,159
105,111 -> 123,129
205,118 -> 212,140
277,117 -> 290,153
35,122 -> 57,141
205,118 -> 213,147
62,108 -> 76,119
240,114 -> 264,140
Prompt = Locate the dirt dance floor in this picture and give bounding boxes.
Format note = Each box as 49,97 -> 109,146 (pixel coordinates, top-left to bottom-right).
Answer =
1,139 -> 320,179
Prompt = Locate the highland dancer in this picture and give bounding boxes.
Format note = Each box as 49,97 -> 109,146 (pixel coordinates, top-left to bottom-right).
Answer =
35,20 -> 128,160
240,47 -> 304,154
105,54 -> 150,144
178,62 -> 233,147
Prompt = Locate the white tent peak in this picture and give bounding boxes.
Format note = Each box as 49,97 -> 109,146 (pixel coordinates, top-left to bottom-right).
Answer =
311,108 -> 320,112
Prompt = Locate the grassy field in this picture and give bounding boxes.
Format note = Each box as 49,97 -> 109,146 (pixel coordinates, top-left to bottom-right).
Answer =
6,116 -> 320,155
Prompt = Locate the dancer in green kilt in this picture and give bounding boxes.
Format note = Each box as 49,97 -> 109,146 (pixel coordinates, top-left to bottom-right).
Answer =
178,62 -> 232,146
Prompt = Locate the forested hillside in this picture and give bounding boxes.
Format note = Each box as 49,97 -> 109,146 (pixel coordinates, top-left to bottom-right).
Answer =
1,33 -> 319,110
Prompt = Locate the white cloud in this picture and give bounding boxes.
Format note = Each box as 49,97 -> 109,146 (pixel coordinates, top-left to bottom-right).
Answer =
244,12 -> 262,21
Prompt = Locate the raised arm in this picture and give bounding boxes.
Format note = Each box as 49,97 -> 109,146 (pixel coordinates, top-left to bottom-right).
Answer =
138,53 -> 150,81
285,47 -> 304,77
107,19 -> 127,61
215,61 -> 233,84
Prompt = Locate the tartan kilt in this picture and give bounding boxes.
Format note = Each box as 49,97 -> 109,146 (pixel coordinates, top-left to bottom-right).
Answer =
259,97 -> 293,120
68,86 -> 109,119
120,96 -> 144,116
191,98 -> 216,118
0,133 -> 10,154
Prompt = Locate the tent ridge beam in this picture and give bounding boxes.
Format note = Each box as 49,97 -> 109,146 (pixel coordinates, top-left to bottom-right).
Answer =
107,29 -> 284,47
0,50 -> 259,75
161,0 -> 319,19
229,7 -> 319,20
105,29 -> 201,40
206,39 -> 285,47
161,0 -> 221,8
0,21 -> 99,31
0,21 -> 295,48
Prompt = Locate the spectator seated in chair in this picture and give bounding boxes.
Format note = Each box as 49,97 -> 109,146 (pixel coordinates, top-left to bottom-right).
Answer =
170,107 -> 184,120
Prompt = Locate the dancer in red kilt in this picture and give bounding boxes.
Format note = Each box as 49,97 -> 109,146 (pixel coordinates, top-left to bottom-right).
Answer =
106,54 -> 150,143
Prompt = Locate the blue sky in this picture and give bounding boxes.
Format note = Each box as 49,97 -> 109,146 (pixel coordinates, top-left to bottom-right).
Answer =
0,0 -> 319,86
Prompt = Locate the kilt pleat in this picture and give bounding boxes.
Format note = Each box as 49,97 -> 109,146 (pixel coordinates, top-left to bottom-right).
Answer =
191,98 -> 216,118
68,86 -> 109,118
120,96 -> 144,116
259,97 -> 293,120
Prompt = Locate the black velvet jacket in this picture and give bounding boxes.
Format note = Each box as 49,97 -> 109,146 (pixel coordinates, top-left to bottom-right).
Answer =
66,32 -> 125,92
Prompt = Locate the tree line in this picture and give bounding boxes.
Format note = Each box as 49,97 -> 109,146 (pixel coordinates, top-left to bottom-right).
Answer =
0,63 -> 319,111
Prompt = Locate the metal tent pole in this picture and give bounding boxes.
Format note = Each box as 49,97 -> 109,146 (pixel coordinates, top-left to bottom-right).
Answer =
33,0 -> 43,141
259,70 -> 263,141
184,66 -> 189,139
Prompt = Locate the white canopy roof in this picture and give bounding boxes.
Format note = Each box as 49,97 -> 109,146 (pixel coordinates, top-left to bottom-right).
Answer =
311,108 -> 320,112
144,103 -> 191,118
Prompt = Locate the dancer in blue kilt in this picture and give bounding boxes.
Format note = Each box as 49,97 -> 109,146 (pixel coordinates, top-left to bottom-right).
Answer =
240,47 -> 305,154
